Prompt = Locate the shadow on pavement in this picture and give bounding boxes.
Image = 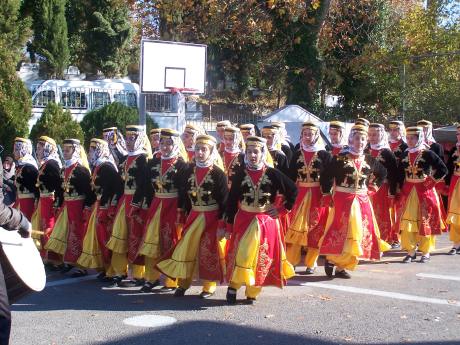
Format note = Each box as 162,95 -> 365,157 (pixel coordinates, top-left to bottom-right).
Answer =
91,320 -> 460,345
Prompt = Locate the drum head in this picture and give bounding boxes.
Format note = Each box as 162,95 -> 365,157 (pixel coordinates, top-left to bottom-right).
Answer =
0,230 -> 46,292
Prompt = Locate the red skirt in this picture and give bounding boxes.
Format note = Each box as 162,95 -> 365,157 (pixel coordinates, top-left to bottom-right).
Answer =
63,199 -> 87,264
36,196 -> 57,259
96,202 -> 114,265
320,191 -> 381,260
15,197 -> 35,221
125,194 -> 146,265
158,209 -> 223,282
396,182 -> 445,236
370,183 -> 394,242
226,209 -> 290,287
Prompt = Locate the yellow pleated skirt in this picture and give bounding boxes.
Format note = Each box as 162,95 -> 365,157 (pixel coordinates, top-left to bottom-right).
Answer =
77,207 -> 104,269
105,201 -> 128,254
447,178 -> 460,243
45,206 -> 68,255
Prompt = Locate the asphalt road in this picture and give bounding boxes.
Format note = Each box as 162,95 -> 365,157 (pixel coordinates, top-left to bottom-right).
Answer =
10,233 -> 460,345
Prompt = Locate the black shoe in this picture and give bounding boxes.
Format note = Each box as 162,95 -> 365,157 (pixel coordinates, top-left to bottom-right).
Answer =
199,291 -> 214,299
457,247 -> 460,254
420,255 -> 430,263
107,276 -> 123,288
402,254 -> 416,263
324,260 -> 334,277
160,286 -> 176,292
226,288 -> 237,304
60,264 -> 74,274
139,280 -> 160,293
70,269 -> 88,278
96,272 -> 106,281
305,267 -> 315,275
134,278 -> 145,287
174,287 -> 186,297
447,248 -> 457,255
245,297 -> 256,305
335,270 -> 351,279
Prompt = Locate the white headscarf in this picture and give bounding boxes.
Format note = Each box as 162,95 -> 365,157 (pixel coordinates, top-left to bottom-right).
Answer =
224,130 -> 243,154
407,131 -> 426,153
422,126 -> 436,145
244,140 -> 268,171
301,127 -> 326,152
161,135 -> 181,160
369,125 -> 390,150
38,139 -> 62,169
89,139 -> 117,171
104,128 -> 128,159
63,140 -> 90,171
14,139 -> 38,169
346,127 -> 368,156
195,142 -> 219,168
388,121 -> 406,144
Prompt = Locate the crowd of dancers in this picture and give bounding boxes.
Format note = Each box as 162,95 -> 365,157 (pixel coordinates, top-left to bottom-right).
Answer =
6,118 -> 460,304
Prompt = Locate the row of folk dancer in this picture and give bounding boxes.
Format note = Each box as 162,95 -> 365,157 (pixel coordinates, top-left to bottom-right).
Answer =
8,118 -> 460,304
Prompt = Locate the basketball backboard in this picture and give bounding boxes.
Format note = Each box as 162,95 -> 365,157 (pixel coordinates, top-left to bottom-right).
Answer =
140,40 -> 207,94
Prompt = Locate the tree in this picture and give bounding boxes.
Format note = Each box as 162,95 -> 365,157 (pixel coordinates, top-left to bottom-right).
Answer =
29,102 -> 84,144
0,0 -> 32,155
79,102 -> 157,146
26,0 -> 70,78
79,0 -> 134,78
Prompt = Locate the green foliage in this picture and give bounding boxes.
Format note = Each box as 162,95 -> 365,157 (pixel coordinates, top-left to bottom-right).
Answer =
29,102 -> 84,144
0,0 -> 32,154
66,0 -> 135,78
27,0 -> 70,78
80,102 -> 156,146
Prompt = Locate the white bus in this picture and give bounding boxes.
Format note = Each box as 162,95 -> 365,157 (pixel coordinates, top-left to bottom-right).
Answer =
30,79 -> 140,128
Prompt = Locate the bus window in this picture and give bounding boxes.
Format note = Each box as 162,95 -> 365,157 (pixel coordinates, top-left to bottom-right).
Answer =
32,90 -> 55,107
60,89 -> 87,109
114,91 -> 137,107
91,91 -> 111,109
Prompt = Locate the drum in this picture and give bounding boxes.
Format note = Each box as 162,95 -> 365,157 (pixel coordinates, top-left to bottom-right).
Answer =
0,229 -> 46,304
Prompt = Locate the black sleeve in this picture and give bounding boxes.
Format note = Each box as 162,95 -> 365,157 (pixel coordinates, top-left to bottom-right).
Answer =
271,168 -> 298,210
131,155 -> 148,208
427,150 -> 448,180
382,149 -> 398,196
368,155 -> 387,188
396,151 -> 407,191
430,143 -> 444,161
22,165 -> 39,200
320,156 -> 336,194
281,144 -> 293,164
287,150 -> 301,182
212,166 -> 229,219
173,160 -> 190,212
445,147 -> 456,186
143,159 -> 155,208
276,152 -> 289,176
72,166 -> 95,208
43,161 -> 63,208
99,164 -> 122,209
224,169 -> 245,224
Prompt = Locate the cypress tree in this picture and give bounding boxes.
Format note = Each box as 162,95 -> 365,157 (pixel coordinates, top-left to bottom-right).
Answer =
0,0 -> 32,154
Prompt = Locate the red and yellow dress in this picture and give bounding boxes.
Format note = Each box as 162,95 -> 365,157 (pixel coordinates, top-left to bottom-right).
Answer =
138,155 -> 187,288
31,159 -> 62,261
319,153 -> 390,271
14,163 -> 39,220
446,145 -> 460,246
157,163 -> 228,294
222,150 -> 244,189
106,153 -> 148,280
77,161 -> 123,273
225,166 -> 297,299
46,162 -> 95,264
285,149 -> 332,269
365,147 -> 398,244
396,149 -> 447,255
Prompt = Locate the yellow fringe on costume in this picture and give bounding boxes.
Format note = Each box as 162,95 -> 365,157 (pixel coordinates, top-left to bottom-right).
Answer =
77,208 -> 103,269
447,179 -> 460,243
230,218 -> 295,286
157,213 -> 206,279
285,190 -> 311,246
45,206 -> 68,255
218,238 -> 227,276
31,200 -> 42,250
106,202 -> 128,254
138,202 -> 162,258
